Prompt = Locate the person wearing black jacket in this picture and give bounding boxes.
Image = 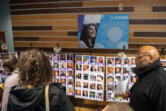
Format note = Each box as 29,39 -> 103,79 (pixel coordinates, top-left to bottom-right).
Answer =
117,45 -> 166,111
7,49 -> 75,111
130,45 -> 166,111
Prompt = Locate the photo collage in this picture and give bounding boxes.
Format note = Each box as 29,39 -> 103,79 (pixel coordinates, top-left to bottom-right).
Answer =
51,54 -> 74,96
106,57 -> 136,102
161,59 -> 166,70
0,53 -> 18,84
75,55 -> 105,101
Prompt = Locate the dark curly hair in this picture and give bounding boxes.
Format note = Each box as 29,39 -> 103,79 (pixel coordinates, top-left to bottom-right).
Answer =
2,55 -> 18,73
18,49 -> 53,86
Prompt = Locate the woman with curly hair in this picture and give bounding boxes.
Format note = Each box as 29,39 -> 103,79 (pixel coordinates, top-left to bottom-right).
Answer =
7,49 -> 75,111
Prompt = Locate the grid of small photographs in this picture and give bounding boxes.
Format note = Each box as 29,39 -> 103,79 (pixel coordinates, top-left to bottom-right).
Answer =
75,55 -> 105,101
106,57 -> 136,102
51,54 -> 74,96
160,59 -> 166,70
0,53 -> 18,84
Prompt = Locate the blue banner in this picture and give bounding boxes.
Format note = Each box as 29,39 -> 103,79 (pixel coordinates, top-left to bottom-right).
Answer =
78,14 -> 129,49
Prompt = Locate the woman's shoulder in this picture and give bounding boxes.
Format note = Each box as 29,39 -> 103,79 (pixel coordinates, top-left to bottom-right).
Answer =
79,40 -> 88,48
49,83 -> 66,94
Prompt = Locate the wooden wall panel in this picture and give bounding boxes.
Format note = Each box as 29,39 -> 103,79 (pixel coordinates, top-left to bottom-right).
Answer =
12,19 -> 78,26
11,7 -> 134,15
83,1 -> 166,7
10,2 -> 83,10
11,14 -> 77,20
10,0 -> 166,55
14,41 -> 79,48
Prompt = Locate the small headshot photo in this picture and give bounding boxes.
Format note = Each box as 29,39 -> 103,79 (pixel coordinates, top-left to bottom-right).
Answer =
115,58 -> 122,66
83,56 -> 89,64
53,54 -> 59,61
67,71 -> 73,77
98,57 -> 104,64
97,84 -> 103,90
54,70 -> 59,77
76,81 -> 81,87
67,79 -> 73,85
90,56 -> 97,64
89,91 -> 95,98
54,62 -> 59,68
106,92 -> 114,100
161,60 -> 166,68
97,75 -> 103,82
115,67 -> 122,74
107,76 -> 114,83
82,90 -> 88,97
131,76 -> 137,84
116,76 -> 121,82
107,85 -> 114,91
107,67 -> 114,74
107,58 -> 114,65
90,65 -> 96,72
90,74 -> 96,81
60,71 -> 66,77
124,58 -> 131,66
83,82 -> 89,88
79,23 -> 99,48
61,78 -> 66,85
60,62 -> 66,69
67,62 -> 73,69
67,55 -> 73,60
123,67 -> 129,74
83,65 -> 89,71
90,83 -> 96,90
75,89 -> 81,96
131,58 -> 136,65
98,66 -> 104,73
83,73 -> 89,80
76,73 -> 82,79
76,64 -> 82,70
97,93 -> 103,99
76,56 -> 82,63
60,54 -> 66,60
67,87 -> 73,94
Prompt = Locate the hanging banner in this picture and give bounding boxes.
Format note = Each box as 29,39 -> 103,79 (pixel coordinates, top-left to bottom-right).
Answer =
78,14 -> 129,49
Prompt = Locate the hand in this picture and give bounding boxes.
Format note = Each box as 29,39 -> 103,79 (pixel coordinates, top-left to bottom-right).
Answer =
115,91 -> 130,99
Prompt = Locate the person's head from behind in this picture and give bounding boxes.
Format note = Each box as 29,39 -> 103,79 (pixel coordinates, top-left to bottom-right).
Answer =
2,55 -> 18,73
18,49 -> 52,86
135,45 -> 160,68
102,103 -> 133,111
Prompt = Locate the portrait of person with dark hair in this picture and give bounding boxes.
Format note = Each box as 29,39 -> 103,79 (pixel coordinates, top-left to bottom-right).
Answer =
79,24 -> 98,48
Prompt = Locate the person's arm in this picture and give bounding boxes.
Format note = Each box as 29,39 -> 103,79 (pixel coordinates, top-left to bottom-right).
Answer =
115,91 -> 130,99
1,81 -> 10,111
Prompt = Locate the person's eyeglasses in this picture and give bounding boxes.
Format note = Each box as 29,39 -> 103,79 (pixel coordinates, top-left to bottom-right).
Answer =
135,55 -> 152,59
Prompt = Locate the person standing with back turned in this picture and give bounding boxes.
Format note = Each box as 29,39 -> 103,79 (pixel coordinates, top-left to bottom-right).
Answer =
1,55 -> 19,111
7,49 -> 75,111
